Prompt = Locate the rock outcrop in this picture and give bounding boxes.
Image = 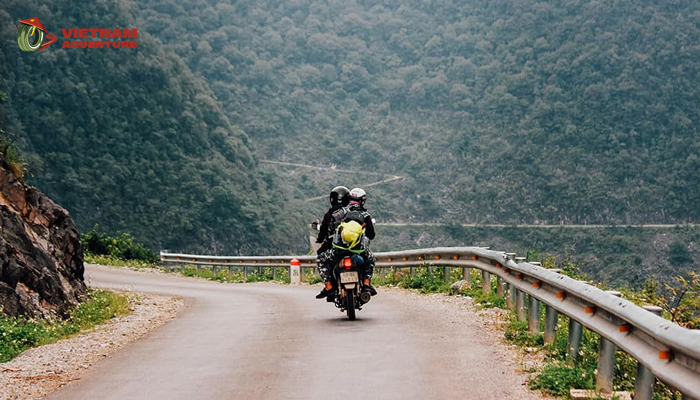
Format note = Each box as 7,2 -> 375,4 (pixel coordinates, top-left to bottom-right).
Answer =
0,154 -> 86,319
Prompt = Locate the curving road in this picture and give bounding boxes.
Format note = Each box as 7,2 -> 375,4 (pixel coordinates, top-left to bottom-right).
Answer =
47,265 -> 547,400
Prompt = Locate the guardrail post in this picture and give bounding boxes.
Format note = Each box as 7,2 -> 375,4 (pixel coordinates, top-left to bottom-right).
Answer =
544,304 -> 558,344
514,257 -> 527,318
462,267 -> 471,287
507,284 -> 516,309
567,318 -> 583,360
496,277 -> 504,297
528,295 -> 540,334
542,268 -> 562,344
444,266 -> 450,283
411,266 -> 416,277
516,289 -> 526,321
244,267 -> 248,281
290,259 -> 300,285
597,338 -> 616,394
273,266 -> 278,280
596,291 -> 622,395
481,271 -> 491,295
634,305 -> 664,400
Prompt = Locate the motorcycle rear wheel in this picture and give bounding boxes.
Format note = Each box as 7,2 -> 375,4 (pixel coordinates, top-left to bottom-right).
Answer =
346,289 -> 356,320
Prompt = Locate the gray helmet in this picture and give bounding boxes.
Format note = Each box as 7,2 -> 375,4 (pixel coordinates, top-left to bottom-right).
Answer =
349,187 -> 367,206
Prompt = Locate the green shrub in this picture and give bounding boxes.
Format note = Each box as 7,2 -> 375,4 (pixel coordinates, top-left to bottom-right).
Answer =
504,318 -> 543,347
475,292 -> 507,308
0,132 -> 28,180
668,241 -> 692,265
396,265 -> 451,293
82,225 -> 159,264
529,363 -> 595,396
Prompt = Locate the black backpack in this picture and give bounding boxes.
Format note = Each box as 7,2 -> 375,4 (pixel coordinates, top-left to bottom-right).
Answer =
342,207 -> 367,226
332,206 -> 367,227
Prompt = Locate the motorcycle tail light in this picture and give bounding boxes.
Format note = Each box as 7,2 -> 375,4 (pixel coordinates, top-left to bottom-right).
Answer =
343,258 -> 353,269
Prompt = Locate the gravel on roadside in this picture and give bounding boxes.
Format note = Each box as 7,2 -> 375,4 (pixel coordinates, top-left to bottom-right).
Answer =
0,291 -> 184,400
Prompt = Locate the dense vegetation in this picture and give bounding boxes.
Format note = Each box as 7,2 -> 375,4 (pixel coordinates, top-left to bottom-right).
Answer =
1,0 -> 698,280
131,0 -> 700,226
372,225 -> 700,288
82,225 -> 160,264
0,1 -> 306,255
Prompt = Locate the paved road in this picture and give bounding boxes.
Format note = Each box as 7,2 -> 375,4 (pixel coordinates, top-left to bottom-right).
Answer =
48,265 -> 544,400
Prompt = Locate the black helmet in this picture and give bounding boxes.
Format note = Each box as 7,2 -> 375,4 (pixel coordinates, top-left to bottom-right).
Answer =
349,187 -> 367,206
330,186 -> 350,207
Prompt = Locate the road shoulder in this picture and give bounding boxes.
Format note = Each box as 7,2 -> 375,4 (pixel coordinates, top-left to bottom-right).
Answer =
0,291 -> 184,400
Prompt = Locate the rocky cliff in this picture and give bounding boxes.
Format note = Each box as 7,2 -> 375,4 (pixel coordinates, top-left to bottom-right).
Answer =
0,154 -> 86,319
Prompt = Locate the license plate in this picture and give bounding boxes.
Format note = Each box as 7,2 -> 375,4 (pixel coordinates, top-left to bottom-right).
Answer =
340,271 -> 359,283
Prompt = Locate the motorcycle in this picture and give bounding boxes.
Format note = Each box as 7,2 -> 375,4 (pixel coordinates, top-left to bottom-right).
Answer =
331,254 -> 372,320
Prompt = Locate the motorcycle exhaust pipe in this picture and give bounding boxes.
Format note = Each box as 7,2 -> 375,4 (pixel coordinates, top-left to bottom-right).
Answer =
360,291 -> 372,303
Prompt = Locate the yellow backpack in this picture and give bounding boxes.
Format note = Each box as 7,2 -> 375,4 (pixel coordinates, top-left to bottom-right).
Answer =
333,220 -> 366,253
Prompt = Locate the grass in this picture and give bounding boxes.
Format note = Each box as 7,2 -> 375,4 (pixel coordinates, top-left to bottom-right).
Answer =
373,265 -> 506,309
0,289 -> 131,362
372,264 -> 454,293
85,253 -> 158,269
177,265 -> 292,284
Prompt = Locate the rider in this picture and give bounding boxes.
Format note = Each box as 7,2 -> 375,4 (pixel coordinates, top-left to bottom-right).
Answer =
346,188 -> 377,296
316,187 -> 377,298
315,186 -> 350,299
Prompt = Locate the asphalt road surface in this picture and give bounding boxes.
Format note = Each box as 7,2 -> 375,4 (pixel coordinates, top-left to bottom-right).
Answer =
47,265 -> 546,400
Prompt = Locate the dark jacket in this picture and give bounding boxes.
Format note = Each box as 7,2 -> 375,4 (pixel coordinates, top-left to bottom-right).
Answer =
348,203 -> 375,240
316,204 -> 343,246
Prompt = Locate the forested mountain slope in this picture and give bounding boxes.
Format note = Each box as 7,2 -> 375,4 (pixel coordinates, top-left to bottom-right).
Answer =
137,0 -> 700,225
1,0 -> 699,256
0,1 -> 302,254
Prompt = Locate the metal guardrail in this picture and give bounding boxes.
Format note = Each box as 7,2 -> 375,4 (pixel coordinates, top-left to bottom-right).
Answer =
160,247 -> 700,399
